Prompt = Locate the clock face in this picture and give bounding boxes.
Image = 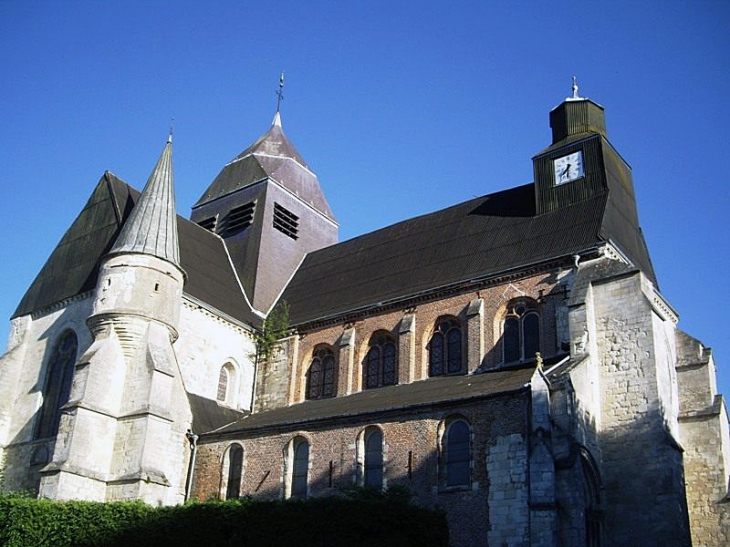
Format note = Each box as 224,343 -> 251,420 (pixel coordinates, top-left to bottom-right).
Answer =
553,150 -> 584,185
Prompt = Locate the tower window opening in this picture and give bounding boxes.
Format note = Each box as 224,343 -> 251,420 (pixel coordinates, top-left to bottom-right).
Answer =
197,216 -> 217,232
273,203 -> 299,240
221,202 -> 255,236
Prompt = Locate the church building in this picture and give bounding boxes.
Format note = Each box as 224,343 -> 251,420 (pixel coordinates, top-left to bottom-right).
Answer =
1,87 -> 728,546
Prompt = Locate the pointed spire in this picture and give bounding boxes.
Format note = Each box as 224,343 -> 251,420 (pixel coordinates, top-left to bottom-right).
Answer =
272,110 -> 282,128
109,136 -> 182,269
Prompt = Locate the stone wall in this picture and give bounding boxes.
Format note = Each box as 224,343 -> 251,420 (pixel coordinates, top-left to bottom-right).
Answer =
677,332 -> 730,547
193,394 -> 529,547
592,269 -> 691,546
0,296 -> 94,493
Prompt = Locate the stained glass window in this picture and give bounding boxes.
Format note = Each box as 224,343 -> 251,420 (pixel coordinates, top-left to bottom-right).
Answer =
429,319 -> 463,376
445,420 -> 470,487
502,301 -> 540,363
35,330 -> 77,439
306,347 -> 336,400
364,333 -> 397,389
364,428 -> 383,488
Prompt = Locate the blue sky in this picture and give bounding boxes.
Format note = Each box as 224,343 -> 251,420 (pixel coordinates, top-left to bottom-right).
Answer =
1,1 -> 729,397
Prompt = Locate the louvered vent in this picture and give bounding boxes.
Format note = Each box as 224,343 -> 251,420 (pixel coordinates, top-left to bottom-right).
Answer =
273,203 -> 299,240
220,202 -> 255,236
197,216 -> 217,232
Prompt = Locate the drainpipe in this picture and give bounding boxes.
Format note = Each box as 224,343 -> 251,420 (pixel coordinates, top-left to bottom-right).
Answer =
184,429 -> 199,502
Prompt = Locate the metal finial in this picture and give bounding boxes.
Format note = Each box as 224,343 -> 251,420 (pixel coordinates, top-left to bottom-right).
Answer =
571,76 -> 579,100
276,71 -> 285,112
168,118 -> 174,144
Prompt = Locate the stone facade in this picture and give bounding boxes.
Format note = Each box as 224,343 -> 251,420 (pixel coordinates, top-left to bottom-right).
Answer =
1,96 -> 728,547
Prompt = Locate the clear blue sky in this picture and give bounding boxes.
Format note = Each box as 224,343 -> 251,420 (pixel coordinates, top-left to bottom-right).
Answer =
1,1 -> 729,398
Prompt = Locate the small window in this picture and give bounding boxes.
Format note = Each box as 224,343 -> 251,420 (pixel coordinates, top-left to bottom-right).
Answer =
428,318 -> 463,376
502,300 -> 540,363
273,203 -> 299,240
197,216 -> 217,232
220,202 -> 255,236
443,419 -> 471,488
306,347 -> 336,400
364,428 -> 384,489
35,330 -> 77,439
364,332 -> 397,389
287,436 -> 309,499
224,444 -> 244,500
217,363 -> 237,406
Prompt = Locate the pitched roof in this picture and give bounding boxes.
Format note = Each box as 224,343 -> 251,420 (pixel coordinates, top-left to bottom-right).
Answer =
193,114 -> 335,222
280,185 -> 597,325
206,366 -> 533,438
280,173 -> 656,327
13,174 -> 260,327
109,138 -> 181,269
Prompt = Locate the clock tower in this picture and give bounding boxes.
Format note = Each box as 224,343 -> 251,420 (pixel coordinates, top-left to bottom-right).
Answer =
532,83 -> 656,283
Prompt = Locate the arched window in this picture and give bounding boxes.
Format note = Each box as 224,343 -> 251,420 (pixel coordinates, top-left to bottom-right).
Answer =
358,426 -> 384,489
443,418 -> 471,488
224,443 -> 244,499
306,346 -> 336,400
284,436 -> 310,499
582,451 -> 602,547
364,332 -> 397,389
429,318 -> 463,376
502,300 -> 540,363
217,363 -> 237,405
35,330 -> 77,439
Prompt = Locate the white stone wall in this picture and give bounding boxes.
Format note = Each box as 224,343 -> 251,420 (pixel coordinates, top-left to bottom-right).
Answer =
0,297 -> 93,492
175,300 -> 257,411
486,433 -> 529,546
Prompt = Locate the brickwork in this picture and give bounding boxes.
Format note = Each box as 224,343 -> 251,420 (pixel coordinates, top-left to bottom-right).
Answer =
284,271 -> 564,411
193,394 -> 529,547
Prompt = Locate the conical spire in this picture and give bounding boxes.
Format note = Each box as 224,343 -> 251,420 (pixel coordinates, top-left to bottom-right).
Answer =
110,135 -> 182,269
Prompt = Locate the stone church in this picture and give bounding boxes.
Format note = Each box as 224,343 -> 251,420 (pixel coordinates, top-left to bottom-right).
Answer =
1,88 -> 728,547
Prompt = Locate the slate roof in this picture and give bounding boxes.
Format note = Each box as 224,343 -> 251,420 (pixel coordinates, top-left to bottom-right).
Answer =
14,173 -> 260,327
187,393 -> 248,434
193,113 -> 335,222
281,182 -> 653,326
109,138 -> 181,269
207,366 -> 534,437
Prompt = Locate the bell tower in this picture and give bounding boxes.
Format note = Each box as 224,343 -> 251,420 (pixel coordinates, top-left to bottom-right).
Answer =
531,81 -> 655,283
191,111 -> 338,314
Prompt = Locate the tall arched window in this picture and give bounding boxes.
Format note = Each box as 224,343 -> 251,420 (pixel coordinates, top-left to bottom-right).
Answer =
35,330 -> 77,439
224,443 -> 244,499
429,318 -> 463,376
306,346 -> 336,400
217,363 -> 237,406
364,332 -> 397,389
443,418 -> 471,488
502,300 -> 540,363
359,426 -> 384,489
290,437 -> 309,499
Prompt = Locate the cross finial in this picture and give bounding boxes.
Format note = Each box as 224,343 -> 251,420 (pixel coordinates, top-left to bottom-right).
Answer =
276,71 -> 285,112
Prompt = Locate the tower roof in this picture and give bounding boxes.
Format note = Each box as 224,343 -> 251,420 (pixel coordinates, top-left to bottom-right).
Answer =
109,136 -> 182,269
193,114 -> 335,221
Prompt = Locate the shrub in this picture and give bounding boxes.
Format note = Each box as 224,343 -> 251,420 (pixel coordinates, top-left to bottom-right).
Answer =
0,492 -> 448,547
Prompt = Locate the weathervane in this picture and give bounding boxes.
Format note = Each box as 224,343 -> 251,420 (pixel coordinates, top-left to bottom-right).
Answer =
276,72 -> 285,112
570,76 -> 582,100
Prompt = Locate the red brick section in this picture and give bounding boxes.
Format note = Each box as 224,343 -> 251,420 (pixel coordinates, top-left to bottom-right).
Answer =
192,393 -> 529,546
289,270 -> 561,404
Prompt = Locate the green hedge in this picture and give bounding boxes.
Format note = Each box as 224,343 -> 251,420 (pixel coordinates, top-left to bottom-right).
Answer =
0,490 -> 448,547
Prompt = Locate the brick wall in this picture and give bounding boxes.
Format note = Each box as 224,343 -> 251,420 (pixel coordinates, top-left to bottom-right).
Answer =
193,394 -> 529,547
